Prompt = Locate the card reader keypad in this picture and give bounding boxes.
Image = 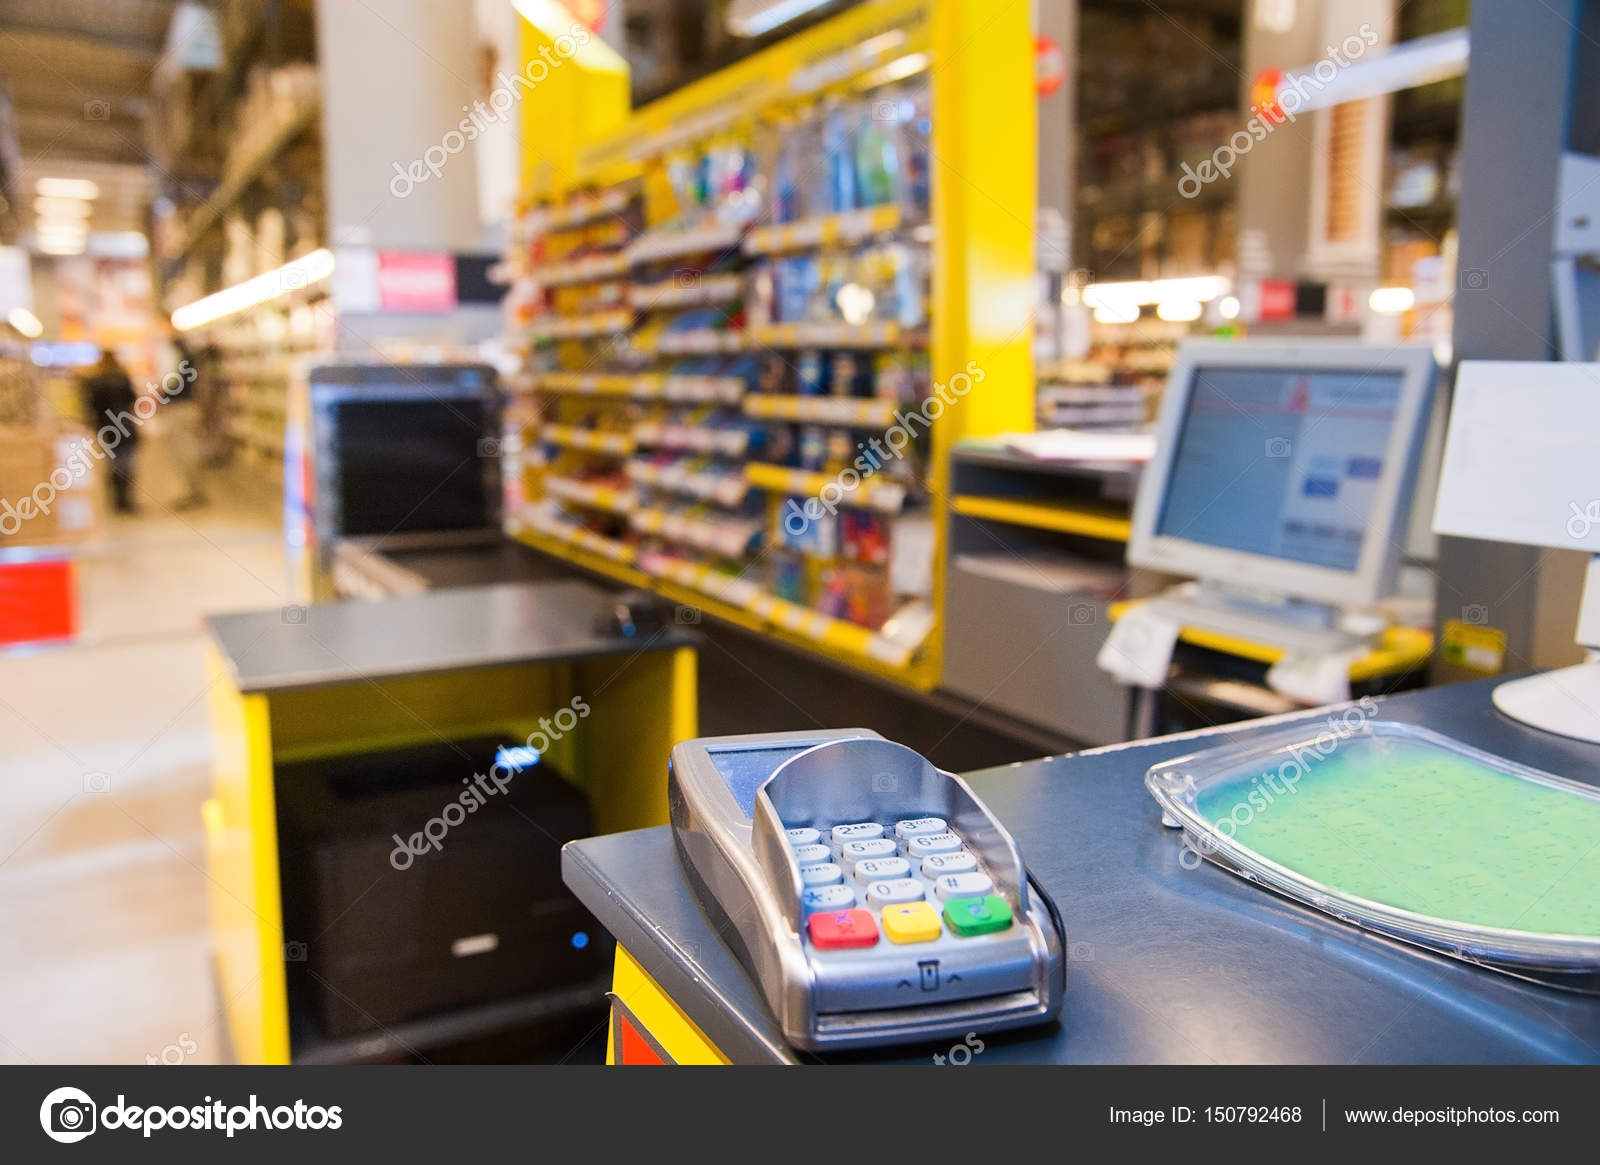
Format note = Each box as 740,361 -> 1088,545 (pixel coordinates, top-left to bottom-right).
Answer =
790,816 -> 1012,949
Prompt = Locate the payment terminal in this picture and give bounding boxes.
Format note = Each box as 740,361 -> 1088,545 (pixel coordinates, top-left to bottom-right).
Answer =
668,729 -> 1066,1052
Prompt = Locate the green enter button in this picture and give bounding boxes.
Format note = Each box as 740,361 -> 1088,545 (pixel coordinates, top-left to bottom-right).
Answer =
942,895 -> 1013,936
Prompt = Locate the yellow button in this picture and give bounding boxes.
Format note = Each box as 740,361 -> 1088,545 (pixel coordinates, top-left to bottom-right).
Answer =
881,901 -> 941,944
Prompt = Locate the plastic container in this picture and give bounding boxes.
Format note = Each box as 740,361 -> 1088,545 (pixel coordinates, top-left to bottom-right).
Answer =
1146,719 -> 1600,986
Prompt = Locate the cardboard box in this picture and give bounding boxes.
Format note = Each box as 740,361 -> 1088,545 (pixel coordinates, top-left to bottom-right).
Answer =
0,425 -> 101,548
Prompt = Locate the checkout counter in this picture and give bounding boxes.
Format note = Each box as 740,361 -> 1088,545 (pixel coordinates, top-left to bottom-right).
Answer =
563,678 -> 1600,1064
204,579 -> 697,1064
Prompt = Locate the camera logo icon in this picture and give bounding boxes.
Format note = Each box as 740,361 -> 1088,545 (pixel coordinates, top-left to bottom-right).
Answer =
1459,268 -> 1490,291
672,268 -> 701,290
1068,603 -> 1097,626
281,605 -> 307,625
83,100 -> 110,122
477,437 -> 503,458
870,771 -> 898,792
1265,437 -> 1292,458
675,605 -> 701,625
40,1086 -> 96,1143
1462,604 -> 1490,626
284,940 -> 308,962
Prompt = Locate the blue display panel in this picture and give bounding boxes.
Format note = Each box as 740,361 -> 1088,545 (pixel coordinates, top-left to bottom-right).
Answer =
708,745 -> 815,817
1156,366 -> 1404,571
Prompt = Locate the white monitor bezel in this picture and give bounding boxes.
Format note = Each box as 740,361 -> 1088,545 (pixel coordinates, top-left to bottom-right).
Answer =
1127,339 -> 1438,610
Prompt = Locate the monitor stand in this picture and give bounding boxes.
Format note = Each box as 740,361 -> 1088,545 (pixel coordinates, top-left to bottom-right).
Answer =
1491,558 -> 1600,745
1493,661 -> 1600,745
1141,580 -> 1382,658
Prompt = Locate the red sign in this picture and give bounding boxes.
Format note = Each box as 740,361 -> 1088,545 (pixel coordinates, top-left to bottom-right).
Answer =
1251,67 -> 1286,124
568,0 -> 608,34
1258,279 -> 1297,323
376,253 -> 457,313
1036,36 -> 1067,98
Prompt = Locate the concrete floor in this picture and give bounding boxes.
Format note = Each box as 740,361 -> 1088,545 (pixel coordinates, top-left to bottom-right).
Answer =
0,438 -> 285,1065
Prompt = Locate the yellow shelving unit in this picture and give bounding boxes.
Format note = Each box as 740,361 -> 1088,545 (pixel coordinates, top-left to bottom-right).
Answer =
949,495 -> 1133,543
744,463 -> 906,513
744,204 -> 909,256
507,0 -> 1035,692
540,424 -> 637,457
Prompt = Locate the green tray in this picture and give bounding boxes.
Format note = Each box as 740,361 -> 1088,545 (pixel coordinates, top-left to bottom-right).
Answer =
1147,719 -> 1600,986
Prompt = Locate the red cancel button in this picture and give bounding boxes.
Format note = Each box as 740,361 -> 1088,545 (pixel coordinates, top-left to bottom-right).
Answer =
806,908 -> 879,949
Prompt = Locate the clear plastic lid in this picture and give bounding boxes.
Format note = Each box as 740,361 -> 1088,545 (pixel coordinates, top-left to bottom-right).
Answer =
1146,718 -> 1600,982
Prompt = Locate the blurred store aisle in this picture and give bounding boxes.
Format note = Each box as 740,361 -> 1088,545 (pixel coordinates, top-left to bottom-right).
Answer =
0,461 -> 284,1065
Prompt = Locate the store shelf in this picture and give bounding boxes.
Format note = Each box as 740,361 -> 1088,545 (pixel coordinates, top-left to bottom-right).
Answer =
742,394 -> 901,428
530,253 -> 631,286
544,476 -> 637,515
528,371 -> 640,397
744,204 -> 907,255
543,186 -> 633,230
746,321 -> 922,349
625,222 -> 747,266
643,552 -> 926,672
515,508 -> 641,570
744,462 -> 907,512
655,374 -> 746,404
175,93 -> 320,258
630,508 -> 762,558
629,273 -> 743,310
648,329 -> 745,355
540,424 -> 636,456
628,458 -> 750,505
632,420 -> 749,457
950,495 -> 1132,542
530,309 -> 633,340
512,513 -> 934,686
532,371 -> 745,404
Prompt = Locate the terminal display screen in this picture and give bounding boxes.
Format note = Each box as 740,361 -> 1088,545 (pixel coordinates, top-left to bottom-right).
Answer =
1156,366 -> 1404,571
708,744 -> 816,817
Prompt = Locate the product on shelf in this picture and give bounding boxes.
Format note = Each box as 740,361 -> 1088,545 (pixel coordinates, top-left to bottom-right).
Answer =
508,51 -> 948,673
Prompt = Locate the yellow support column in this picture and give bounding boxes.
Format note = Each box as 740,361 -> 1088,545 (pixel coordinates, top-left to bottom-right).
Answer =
203,644 -> 290,1065
515,3 -> 631,197
927,0 -> 1037,684
929,0 -> 1038,452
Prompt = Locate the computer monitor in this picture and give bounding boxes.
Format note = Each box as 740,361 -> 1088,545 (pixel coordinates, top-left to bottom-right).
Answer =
1434,360 -> 1600,743
1128,340 -> 1438,610
301,363 -> 503,560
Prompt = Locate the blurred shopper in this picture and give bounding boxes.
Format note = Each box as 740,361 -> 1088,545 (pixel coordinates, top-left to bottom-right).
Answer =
164,328 -> 208,510
82,350 -> 140,514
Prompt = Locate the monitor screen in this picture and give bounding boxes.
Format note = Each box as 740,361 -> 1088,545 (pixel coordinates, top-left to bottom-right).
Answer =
1155,366 -> 1405,572
331,398 -> 490,536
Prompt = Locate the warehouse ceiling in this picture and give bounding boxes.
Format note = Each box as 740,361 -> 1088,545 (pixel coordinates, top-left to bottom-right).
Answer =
0,0 -> 181,166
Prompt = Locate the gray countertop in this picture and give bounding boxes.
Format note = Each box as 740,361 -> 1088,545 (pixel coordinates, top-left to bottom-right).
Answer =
207,580 -> 696,694
563,679 -> 1600,1064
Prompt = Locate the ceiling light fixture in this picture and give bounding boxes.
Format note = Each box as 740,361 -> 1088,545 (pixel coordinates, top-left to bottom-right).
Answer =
35,178 -> 100,201
726,0 -> 833,38
8,308 -> 43,338
171,249 -> 335,332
